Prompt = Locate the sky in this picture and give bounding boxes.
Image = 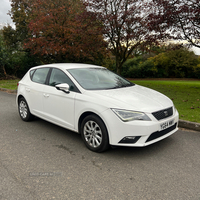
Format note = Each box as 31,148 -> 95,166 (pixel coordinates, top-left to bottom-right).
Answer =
192,46 -> 200,55
0,0 -> 13,28
0,0 -> 200,55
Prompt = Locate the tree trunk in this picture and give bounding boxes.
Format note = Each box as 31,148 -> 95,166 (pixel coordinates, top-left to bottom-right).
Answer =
2,65 -> 7,76
116,56 -> 122,75
0,65 -> 6,79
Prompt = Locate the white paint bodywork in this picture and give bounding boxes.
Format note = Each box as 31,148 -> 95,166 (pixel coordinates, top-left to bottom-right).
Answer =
17,63 -> 179,147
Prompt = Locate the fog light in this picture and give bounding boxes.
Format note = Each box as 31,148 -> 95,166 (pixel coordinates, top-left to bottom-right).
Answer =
119,136 -> 140,144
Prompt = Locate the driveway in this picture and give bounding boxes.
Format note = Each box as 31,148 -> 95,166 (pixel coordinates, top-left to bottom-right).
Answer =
0,91 -> 200,199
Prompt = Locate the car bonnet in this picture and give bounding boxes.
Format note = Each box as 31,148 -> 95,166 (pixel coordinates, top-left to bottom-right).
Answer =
86,85 -> 173,113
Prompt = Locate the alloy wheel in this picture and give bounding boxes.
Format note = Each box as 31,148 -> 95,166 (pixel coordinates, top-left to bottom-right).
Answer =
19,100 -> 28,119
83,120 -> 103,148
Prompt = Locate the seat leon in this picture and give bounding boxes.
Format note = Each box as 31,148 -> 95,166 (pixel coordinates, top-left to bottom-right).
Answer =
16,63 -> 179,152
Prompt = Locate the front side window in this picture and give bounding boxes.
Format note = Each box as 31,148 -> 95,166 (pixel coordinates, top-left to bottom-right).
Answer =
49,68 -> 78,92
31,68 -> 49,84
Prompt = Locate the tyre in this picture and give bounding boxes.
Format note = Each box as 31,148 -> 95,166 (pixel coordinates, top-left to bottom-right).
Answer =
80,115 -> 109,152
18,97 -> 34,121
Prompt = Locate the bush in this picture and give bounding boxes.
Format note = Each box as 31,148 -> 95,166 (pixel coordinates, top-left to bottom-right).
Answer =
121,57 -> 143,77
4,51 -> 41,78
121,47 -> 200,79
139,59 -> 158,78
193,64 -> 200,79
166,49 -> 199,78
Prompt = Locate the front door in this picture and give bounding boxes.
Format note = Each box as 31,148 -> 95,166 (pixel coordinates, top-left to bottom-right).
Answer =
43,68 -> 78,130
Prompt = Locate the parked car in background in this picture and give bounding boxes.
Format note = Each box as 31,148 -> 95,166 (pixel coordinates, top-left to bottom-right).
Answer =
16,63 -> 179,152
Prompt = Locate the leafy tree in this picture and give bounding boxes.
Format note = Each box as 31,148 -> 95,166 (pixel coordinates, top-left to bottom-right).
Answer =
8,0 -> 107,64
23,0 -> 107,63
2,25 -> 19,50
147,0 -> 200,48
3,0 -> 38,77
0,32 -> 8,78
1,25 -> 40,78
0,31 -> 17,78
84,0 -> 156,75
9,0 -> 34,44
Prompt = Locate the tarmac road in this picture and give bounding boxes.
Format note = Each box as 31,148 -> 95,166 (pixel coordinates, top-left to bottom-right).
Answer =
0,91 -> 200,200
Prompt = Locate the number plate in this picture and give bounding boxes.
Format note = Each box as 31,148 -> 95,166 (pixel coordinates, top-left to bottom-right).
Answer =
160,119 -> 174,130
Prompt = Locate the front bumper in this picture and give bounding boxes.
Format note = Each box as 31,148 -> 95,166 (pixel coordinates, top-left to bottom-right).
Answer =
102,108 -> 179,147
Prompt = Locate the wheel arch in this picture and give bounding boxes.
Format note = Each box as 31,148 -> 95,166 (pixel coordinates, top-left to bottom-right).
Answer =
17,94 -> 32,114
17,94 -> 25,103
17,94 -> 34,121
78,111 -> 110,152
78,111 -> 109,136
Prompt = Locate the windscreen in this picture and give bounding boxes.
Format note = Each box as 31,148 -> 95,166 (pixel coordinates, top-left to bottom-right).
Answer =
68,68 -> 134,90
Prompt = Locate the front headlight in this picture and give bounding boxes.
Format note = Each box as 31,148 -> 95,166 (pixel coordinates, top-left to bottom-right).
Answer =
112,109 -> 151,122
173,104 -> 177,114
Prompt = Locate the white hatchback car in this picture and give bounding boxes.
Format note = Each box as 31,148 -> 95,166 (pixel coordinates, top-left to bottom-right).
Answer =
17,63 -> 179,152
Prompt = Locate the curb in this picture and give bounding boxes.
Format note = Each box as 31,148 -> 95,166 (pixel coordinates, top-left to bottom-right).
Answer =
178,120 -> 200,132
0,88 -> 200,132
0,88 -> 17,94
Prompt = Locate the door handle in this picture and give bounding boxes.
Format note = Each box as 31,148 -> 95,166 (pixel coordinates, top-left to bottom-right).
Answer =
43,93 -> 49,98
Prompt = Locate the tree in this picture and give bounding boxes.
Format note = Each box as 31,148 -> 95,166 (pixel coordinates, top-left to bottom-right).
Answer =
0,28 -> 39,78
23,0 -> 107,63
9,0 -> 33,45
2,25 -> 20,51
147,0 -> 200,48
0,32 -> 8,78
84,0 -> 156,74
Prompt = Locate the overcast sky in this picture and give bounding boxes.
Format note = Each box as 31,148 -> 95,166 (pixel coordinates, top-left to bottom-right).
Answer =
0,0 -> 199,55
0,0 -> 13,27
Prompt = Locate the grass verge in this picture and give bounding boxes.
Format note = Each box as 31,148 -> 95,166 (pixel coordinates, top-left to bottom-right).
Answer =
0,79 -> 19,91
0,79 -> 200,123
132,80 -> 200,123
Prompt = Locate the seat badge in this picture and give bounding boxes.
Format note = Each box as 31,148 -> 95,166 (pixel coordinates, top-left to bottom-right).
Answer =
164,111 -> 168,117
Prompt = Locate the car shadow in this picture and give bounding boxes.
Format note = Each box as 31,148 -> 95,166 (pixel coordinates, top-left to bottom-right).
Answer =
26,117 -> 177,158
107,136 -> 176,157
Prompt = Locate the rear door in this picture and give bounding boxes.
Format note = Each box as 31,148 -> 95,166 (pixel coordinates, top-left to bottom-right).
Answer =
27,67 -> 50,116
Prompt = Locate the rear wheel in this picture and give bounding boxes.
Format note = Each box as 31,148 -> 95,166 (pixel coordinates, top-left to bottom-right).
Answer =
18,97 -> 34,121
81,115 -> 109,152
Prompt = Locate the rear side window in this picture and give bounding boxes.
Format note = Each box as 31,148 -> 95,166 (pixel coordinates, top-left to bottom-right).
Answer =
31,68 -> 50,84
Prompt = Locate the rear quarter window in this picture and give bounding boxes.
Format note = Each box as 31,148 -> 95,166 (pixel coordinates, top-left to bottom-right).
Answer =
31,68 -> 50,84
30,69 -> 35,79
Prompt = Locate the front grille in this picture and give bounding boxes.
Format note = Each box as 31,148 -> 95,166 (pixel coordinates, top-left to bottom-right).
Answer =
146,123 -> 177,143
152,107 -> 173,121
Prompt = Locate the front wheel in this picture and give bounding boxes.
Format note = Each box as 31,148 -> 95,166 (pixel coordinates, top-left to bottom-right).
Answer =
80,115 -> 109,152
18,97 -> 34,121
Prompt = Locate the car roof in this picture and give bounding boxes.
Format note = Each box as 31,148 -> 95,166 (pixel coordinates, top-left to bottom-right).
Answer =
30,63 -> 105,71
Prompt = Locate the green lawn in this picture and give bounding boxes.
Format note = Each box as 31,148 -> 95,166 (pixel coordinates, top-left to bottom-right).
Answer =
0,79 -> 19,90
0,79 -> 200,123
132,80 -> 200,123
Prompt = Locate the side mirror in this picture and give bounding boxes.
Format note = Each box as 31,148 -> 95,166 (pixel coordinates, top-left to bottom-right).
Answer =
55,83 -> 70,94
